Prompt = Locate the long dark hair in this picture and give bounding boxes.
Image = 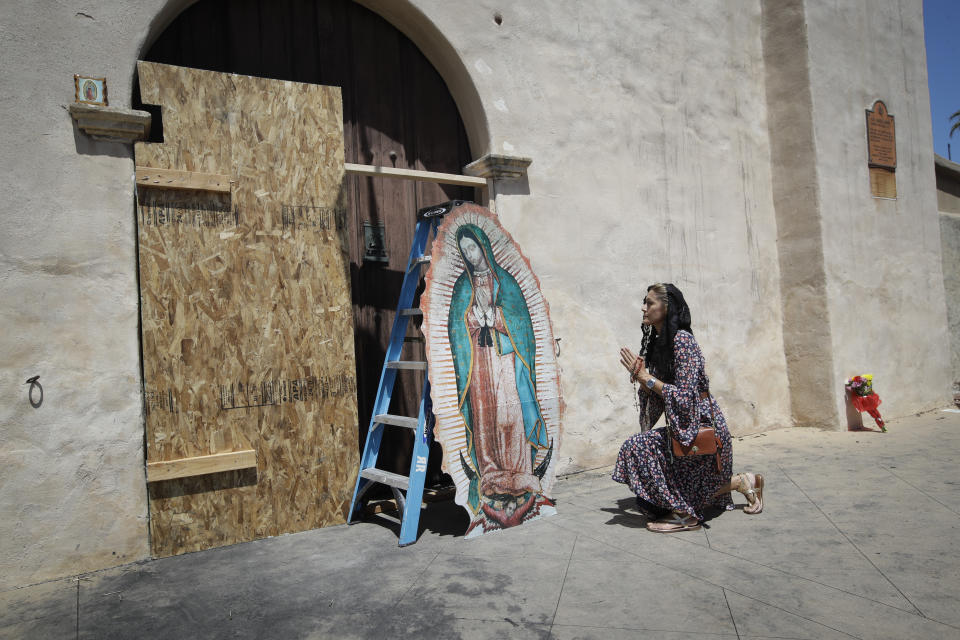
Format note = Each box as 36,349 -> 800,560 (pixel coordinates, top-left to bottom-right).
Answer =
642,283 -> 692,384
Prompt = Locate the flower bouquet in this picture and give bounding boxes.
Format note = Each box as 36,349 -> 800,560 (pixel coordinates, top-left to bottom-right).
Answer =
845,374 -> 885,432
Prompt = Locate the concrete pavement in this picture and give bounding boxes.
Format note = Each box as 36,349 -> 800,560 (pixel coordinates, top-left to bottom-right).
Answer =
3,409 -> 960,639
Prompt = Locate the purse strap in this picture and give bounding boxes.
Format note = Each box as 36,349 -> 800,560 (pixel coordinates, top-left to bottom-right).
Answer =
703,385 -> 717,428
666,385 -> 715,430
702,387 -> 724,473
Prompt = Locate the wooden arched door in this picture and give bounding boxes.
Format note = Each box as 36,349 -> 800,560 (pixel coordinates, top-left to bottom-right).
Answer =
141,0 -> 474,481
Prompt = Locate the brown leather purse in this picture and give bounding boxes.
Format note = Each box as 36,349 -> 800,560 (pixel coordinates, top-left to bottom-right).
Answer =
669,391 -> 723,472
671,427 -> 718,457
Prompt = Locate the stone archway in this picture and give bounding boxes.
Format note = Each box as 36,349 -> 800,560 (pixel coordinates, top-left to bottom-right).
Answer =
137,0 -> 490,156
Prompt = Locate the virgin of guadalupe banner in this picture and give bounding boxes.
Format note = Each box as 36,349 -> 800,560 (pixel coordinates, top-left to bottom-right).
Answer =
422,203 -> 563,538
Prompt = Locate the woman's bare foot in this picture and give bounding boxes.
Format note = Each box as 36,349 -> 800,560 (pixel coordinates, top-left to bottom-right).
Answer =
736,472 -> 764,514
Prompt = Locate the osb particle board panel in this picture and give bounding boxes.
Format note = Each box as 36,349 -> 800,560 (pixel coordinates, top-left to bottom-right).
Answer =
134,61 -> 358,557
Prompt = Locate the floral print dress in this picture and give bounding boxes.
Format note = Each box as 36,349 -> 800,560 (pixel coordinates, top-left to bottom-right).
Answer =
612,330 -> 734,520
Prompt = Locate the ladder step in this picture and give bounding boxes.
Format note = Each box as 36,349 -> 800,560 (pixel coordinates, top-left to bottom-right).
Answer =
360,467 -> 410,490
386,360 -> 427,370
374,413 -> 418,430
399,308 -> 422,317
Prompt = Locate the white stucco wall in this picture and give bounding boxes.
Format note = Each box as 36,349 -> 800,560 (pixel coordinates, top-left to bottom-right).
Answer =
937,157 -> 960,383
942,211 -> 960,383
803,0 -> 952,420
0,3 -> 155,589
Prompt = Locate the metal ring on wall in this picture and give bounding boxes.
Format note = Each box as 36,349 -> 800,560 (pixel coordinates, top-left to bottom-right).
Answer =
26,375 -> 43,408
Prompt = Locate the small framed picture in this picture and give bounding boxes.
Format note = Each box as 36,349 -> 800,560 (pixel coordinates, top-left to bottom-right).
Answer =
74,75 -> 107,106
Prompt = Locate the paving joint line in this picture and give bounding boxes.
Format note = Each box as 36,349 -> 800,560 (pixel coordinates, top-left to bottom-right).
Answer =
778,464 -> 928,619
556,495 -> 919,616
883,467 -> 960,517
546,534 -> 577,639
722,588 -> 742,640
664,529 -> 919,616
547,620 -> 741,636
545,518 -> 870,640
390,547 -> 443,608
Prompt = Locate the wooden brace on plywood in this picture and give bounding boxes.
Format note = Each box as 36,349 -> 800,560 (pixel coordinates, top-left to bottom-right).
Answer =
146,449 -> 257,482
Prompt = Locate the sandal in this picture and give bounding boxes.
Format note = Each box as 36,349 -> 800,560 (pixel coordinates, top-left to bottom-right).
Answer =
737,472 -> 764,515
646,512 -> 701,533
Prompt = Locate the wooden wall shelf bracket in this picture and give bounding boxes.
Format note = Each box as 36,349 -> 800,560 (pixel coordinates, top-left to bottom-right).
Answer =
69,103 -> 151,143
463,154 -> 532,180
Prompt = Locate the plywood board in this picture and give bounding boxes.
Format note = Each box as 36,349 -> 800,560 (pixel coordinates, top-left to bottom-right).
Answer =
421,204 -> 563,538
135,61 -> 358,556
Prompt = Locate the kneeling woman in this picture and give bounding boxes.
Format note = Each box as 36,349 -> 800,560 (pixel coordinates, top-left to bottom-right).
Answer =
612,283 -> 764,532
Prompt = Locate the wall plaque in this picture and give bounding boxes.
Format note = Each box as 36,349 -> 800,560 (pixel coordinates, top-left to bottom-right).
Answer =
866,100 -> 896,170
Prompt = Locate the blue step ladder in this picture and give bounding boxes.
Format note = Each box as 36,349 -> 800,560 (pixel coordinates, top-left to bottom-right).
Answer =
348,200 -> 470,546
